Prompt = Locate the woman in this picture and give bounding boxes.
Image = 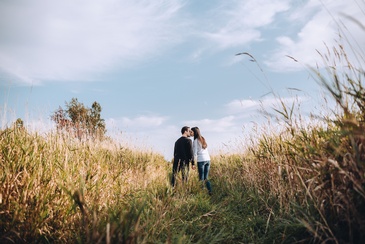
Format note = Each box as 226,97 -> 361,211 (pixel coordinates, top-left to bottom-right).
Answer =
191,127 -> 212,195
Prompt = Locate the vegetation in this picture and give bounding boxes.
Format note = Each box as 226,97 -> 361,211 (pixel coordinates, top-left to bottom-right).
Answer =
51,98 -> 106,140
1,16 -> 365,244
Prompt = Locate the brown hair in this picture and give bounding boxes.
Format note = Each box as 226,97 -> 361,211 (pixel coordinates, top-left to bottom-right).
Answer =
191,127 -> 207,149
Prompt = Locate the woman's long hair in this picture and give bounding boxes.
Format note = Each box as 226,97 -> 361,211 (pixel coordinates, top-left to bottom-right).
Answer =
191,127 -> 207,149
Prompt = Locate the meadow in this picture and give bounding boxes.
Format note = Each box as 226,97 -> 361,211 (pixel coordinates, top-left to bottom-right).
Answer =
1,42 -> 365,243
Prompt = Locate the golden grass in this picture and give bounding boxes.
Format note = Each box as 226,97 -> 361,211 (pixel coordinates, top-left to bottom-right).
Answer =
0,127 -> 169,243
2,27 -> 365,243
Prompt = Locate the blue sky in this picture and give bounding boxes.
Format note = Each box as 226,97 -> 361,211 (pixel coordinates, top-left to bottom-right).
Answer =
1,0 -> 364,159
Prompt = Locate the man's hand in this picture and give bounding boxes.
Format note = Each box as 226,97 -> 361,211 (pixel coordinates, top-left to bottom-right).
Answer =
192,165 -> 196,170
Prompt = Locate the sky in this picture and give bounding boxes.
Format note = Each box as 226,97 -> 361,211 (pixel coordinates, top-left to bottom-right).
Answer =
1,0 -> 365,160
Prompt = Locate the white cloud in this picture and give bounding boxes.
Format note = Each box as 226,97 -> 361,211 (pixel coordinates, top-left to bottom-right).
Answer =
163,95 -> 311,158
105,113 -> 245,159
186,116 -> 237,133
2,0 -> 363,86
224,95 -> 309,116
265,0 -> 365,72
225,99 -> 260,114
106,114 -> 168,130
105,114 -> 172,158
260,95 -> 307,108
181,116 -> 246,155
200,0 -> 291,49
0,0 -> 186,85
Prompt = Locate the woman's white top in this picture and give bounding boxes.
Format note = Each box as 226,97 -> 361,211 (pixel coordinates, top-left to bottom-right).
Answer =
193,139 -> 210,162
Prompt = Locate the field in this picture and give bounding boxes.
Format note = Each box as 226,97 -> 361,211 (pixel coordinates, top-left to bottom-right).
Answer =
1,39 -> 365,244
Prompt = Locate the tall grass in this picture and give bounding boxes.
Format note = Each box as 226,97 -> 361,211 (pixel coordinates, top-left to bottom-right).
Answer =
2,17 -> 365,244
1,126 -> 241,243
2,74 -> 365,243
0,127 -> 170,243
2,46 -> 365,242
211,39 -> 365,243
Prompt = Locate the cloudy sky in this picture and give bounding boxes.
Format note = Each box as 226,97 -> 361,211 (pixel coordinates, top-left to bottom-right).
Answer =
1,0 -> 364,159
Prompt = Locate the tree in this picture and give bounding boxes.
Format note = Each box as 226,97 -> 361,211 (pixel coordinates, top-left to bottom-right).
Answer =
88,101 -> 106,138
13,118 -> 24,130
51,98 -> 106,139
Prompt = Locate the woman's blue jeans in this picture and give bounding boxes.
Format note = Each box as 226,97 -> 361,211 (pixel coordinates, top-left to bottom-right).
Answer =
198,161 -> 212,193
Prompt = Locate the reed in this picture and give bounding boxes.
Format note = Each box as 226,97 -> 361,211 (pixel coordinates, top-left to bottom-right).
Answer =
2,16 -> 364,244
209,39 -> 365,243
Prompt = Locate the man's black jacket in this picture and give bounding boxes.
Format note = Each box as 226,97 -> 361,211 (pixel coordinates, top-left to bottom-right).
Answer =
173,136 -> 194,165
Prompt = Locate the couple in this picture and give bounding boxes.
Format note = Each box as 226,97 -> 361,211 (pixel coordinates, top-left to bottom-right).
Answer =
171,126 -> 212,195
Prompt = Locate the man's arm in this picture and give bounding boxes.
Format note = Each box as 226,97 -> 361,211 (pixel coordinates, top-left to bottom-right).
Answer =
173,142 -> 176,157
187,139 -> 194,166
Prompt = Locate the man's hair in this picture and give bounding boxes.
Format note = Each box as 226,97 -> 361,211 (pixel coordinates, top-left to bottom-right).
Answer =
181,126 -> 190,134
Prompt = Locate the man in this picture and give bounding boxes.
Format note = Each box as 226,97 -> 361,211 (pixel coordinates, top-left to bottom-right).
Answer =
171,126 -> 195,187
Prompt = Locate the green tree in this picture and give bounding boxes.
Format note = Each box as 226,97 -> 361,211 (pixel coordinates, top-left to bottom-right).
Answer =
13,118 -> 24,130
88,101 -> 106,138
51,98 -> 106,139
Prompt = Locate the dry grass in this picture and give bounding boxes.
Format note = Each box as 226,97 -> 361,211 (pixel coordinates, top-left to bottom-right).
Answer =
209,39 -> 365,243
2,17 -> 365,244
0,127 -> 169,243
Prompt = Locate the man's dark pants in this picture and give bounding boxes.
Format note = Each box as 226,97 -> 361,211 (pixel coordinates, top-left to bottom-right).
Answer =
171,159 -> 189,187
